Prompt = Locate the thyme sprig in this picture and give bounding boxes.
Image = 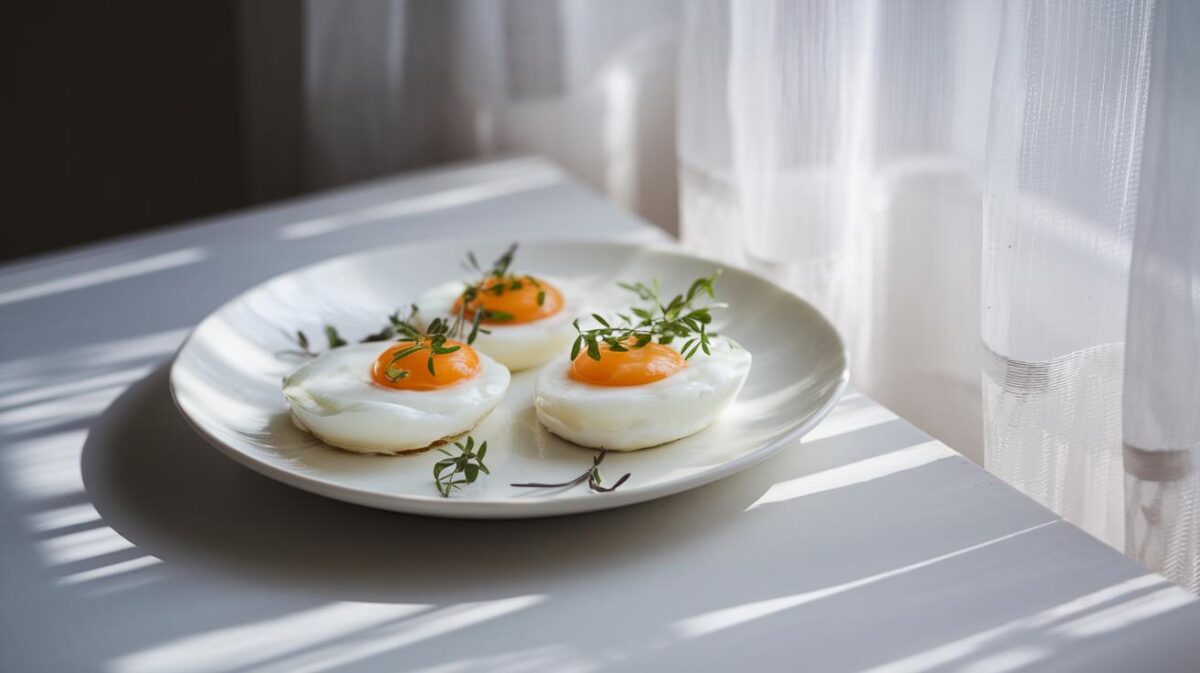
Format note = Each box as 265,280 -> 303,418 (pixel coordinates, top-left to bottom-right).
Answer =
287,305 -> 469,380
510,449 -> 631,493
279,329 -> 317,357
378,306 -> 470,382
434,436 -> 490,497
284,244 -> 537,363
449,243 -> 545,338
287,317 -> 398,359
570,271 -> 724,362
278,326 -> 345,358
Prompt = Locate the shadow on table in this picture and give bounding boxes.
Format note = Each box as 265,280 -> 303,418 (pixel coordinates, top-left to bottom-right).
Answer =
81,363 -> 770,603
74,363 -> 1200,673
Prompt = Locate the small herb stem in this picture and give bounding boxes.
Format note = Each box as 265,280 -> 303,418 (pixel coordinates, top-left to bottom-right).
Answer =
510,449 -> 630,493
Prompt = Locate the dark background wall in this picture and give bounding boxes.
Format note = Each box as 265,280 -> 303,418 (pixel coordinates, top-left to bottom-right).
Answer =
3,1 -> 250,262
0,1 -> 678,263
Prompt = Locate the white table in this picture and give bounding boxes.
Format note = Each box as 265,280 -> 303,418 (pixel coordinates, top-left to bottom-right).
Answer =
3,157 -> 1199,672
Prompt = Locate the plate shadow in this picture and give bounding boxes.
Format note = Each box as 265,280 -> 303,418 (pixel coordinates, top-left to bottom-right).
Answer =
81,363 -> 770,603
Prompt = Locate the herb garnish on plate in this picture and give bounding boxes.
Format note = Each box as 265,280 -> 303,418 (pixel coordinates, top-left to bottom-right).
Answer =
570,270 -> 725,361
511,449 -> 631,493
434,435 -> 490,497
286,242 -> 539,363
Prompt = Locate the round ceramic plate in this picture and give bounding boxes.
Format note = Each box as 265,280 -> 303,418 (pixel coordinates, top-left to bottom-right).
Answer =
170,238 -> 847,518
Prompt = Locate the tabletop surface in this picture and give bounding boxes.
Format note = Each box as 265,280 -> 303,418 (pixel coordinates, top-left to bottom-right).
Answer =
3,157 -> 1200,673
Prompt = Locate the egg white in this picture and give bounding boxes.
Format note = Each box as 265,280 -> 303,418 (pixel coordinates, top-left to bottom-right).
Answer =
415,277 -> 580,371
282,342 -> 510,454
533,337 -> 752,451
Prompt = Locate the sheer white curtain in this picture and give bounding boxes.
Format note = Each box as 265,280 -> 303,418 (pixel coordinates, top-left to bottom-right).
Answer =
978,0 -> 1200,589
1122,0 -> 1200,592
679,0 -> 1200,592
444,0 -> 681,229
679,0 -> 998,458
268,0 -> 1200,591
983,0 -> 1153,553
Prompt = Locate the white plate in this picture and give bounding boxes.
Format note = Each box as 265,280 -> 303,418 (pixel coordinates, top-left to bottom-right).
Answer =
170,238 -> 847,518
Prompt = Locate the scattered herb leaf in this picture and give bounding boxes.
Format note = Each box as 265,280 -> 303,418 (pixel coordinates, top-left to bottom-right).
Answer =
324,325 -> 348,348
285,243 -> 545,364
434,436 -> 490,497
445,243 -> 540,341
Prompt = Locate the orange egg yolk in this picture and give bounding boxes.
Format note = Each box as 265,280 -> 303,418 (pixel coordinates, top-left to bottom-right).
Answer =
453,276 -> 563,324
569,340 -> 686,387
371,340 -> 480,391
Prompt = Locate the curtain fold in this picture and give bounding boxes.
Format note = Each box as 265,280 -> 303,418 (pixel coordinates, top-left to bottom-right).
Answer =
1123,0 -> 1200,592
982,0 -> 1155,550
678,0 -> 1200,590
679,0 -> 998,459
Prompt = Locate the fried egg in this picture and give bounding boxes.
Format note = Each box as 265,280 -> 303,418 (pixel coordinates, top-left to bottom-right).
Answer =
283,340 -> 509,454
533,336 -> 751,451
415,275 -> 580,371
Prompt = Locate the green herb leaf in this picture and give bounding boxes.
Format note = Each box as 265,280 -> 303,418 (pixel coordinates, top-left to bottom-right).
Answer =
467,310 -> 485,345
681,338 -> 698,358
604,337 -> 628,352
484,310 -> 515,322
434,434 -> 490,497
324,325 -> 348,349
571,272 -> 724,364
389,344 -> 427,362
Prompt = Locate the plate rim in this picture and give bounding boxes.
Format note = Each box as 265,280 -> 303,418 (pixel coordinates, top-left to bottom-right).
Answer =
168,236 -> 850,519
